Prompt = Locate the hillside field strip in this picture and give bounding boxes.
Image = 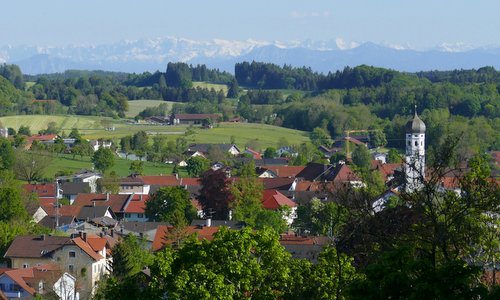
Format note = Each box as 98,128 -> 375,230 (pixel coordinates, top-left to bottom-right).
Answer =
0,115 -> 309,149
126,99 -> 175,118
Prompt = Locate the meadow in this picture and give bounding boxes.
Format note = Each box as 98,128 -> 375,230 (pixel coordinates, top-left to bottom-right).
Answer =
125,99 -> 175,118
0,115 -> 309,149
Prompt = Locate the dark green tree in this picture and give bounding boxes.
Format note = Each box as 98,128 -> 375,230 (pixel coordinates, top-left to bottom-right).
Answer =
92,147 -> 115,174
185,156 -> 209,177
0,138 -> 14,170
145,186 -> 197,226
352,145 -> 371,170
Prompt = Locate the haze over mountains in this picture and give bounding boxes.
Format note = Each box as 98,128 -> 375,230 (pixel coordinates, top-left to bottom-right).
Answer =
2,37 -> 500,75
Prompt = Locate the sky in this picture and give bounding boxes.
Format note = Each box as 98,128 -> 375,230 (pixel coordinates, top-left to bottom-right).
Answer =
0,0 -> 498,49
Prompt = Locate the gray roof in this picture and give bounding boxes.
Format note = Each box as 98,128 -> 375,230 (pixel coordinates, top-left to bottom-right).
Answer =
406,112 -> 426,133
190,219 -> 246,229
120,221 -> 171,233
77,206 -> 114,221
61,182 -> 90,195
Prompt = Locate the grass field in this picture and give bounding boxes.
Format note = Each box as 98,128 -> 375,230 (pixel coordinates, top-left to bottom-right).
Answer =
192,82 -> 228,94
126,99 -> 176,118
43,153 -> 187,178
0,115 -> 309,149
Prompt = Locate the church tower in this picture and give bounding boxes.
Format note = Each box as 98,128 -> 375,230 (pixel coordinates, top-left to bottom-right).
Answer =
405,108 -> 426,192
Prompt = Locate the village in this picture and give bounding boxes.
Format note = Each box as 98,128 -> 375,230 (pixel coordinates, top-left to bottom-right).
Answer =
0,110 -> 497,299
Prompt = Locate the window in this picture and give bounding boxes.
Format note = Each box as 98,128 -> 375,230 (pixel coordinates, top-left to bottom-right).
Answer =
69,251 -> 76,258
138,213 -> 144,218
407,141 -> 411,146
68,264 -> 74,273
125,213 -> 131,218
23,263 -> 29,268
421,141 -> 423,146
414,141 -> 418,146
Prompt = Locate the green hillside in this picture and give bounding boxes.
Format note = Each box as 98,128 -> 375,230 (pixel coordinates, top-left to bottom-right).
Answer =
0,115 -> 309,149
126,99 -> 175,118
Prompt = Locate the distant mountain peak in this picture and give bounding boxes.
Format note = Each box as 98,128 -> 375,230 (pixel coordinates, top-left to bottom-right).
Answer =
2,37 -> 500,74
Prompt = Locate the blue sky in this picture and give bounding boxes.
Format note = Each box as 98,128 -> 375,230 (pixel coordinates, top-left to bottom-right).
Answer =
0,0 -> 498,49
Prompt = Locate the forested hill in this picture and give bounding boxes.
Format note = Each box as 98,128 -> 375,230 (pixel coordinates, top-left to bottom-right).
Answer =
0,62 -> 498,157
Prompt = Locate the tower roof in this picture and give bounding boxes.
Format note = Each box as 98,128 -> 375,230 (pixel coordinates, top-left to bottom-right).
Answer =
406,111 -> 426,133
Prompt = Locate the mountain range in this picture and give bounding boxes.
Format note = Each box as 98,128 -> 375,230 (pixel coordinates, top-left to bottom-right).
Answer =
1,37 -> 500,75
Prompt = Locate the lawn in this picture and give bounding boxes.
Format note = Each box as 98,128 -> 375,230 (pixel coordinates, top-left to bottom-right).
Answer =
126,99 -> 176,118
43,153 -> 186,179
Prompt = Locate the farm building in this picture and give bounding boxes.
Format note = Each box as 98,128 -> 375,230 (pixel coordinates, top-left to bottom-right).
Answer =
170,113 -> 220,125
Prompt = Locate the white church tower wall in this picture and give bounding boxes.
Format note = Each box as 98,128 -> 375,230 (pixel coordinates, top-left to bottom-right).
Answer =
404,108 -> 426,192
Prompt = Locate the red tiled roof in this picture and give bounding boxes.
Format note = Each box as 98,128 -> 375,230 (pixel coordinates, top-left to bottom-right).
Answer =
262,190 -> 296,209
123,194 -> 149,213
295,181 -> 314,192
85,235 -> 108,252
23,183 -> 56,198
39,198 -> 57,206
41,205 -> 81,217
244,148 -> 262,160
332,164 -> 361,182
3,268 -> 36,295
27,134 -> 58,142
140,175 -> 179,186
260,165 -> 306,178
72,237 -> 104,261
73,193 -> 130,213
179,178 -> 201,186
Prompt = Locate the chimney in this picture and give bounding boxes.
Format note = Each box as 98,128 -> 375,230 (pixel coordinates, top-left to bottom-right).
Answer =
110,229 -> 114,238
206,218 -> 212,227
40,234 -> 45,241
106,192 -> 110,201
175,173 -> 179,180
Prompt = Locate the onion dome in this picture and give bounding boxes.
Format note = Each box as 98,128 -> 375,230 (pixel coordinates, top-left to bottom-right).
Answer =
406,111 -> 426,133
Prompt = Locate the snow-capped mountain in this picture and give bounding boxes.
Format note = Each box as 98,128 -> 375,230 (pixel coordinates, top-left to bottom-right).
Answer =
2,37 -> 500,74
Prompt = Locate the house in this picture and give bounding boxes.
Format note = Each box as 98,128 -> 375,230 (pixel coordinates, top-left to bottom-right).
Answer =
0,264 -> 77,300
256,165 -> 306,178
118,175 -> 146,195
4,233 -> 109,295
122,194 -> 148,222
295,163 -> 336,181
116,222 -> 170,249
25,134 -> 58,150
23,183 -> 57,200
170,113 -> 220,125
262,190 -> 297,225
317,145 -> 340,159
329,163 -> 364,187
60,182 -> 90,203
373,152 -> 387,164
89,140 -> 112,152
276,146 -> 298,157
57,170 -> 102,194
258,177 -> 297,191
186,143 -> 241,157
243,147 -> 262,160
77,206 -> 116,223
279,234 -> 330,262
72,194 -> 130,220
